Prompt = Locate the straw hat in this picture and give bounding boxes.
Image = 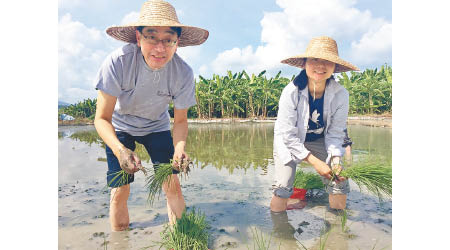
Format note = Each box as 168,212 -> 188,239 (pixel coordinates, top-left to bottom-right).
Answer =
281,36 -> 359,73
106,0 -> 209,47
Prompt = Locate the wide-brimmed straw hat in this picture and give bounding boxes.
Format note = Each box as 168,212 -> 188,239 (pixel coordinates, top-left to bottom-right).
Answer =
106,0 -> 209,47
281,36 -> 359,73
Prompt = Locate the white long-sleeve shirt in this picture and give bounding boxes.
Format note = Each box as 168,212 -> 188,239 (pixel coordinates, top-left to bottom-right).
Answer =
273,78 -> 349,165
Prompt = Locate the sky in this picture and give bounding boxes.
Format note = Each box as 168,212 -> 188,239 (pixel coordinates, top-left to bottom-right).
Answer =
58,0 -> 392,104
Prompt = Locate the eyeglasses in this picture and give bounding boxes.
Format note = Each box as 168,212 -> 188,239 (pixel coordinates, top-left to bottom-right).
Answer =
140,33 -> 178,47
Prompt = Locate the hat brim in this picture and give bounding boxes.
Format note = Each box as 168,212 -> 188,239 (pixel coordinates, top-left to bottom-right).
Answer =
106,23 -> 209,47
281,53 -> 359,73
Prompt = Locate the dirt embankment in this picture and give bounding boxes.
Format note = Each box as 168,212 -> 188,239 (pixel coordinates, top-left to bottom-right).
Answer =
187,115 -> 392,128
58,118 -> 94,126
347,115 -> 392,128
58,115 -> 392,128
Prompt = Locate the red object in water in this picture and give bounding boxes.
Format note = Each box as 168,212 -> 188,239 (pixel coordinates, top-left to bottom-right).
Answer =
290,188 -> 307,200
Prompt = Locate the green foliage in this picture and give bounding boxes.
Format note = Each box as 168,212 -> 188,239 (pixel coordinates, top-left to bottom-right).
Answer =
60,65 -> 391,120
193,70 -> 289,119
59,98 -> 97,120
160,208 -> 209,250
337,64 -> 392,114
293,169 -> 324,189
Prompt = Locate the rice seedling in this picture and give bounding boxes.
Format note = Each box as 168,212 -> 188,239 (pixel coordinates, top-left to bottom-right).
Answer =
318,227 -> 331,250
144,162 -> 174,205
246,227 -> 278,250
144,158 -> 193,205
107,169 -> 131,188
293,169 -> 325,190
338,209 -> 349,233
159,207 -> 209,250
102,233 -> 108,250
332,156 -> 392,201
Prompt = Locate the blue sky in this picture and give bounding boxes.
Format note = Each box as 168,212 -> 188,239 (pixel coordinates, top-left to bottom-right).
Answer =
58,0 -> 392,104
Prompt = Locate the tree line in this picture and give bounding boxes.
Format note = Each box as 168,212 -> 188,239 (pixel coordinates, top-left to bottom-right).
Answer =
59,65 -> 392,120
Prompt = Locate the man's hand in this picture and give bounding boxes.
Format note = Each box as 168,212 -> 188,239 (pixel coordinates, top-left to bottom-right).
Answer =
117,147 -> 143,174
172,146 -> 190,170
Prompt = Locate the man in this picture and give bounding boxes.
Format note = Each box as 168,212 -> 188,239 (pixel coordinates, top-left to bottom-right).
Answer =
94,0 -> 208,231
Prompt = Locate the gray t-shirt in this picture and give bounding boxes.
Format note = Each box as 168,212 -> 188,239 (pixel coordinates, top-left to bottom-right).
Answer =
95,43 -> 196,136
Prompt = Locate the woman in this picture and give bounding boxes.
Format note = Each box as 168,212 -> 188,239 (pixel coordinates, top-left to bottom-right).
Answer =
270,36 -> 359,212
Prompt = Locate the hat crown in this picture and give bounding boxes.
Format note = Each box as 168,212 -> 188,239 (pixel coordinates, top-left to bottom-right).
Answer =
138,0 -> 180,24
305,36 -> 339,57
105,0 -> 209,47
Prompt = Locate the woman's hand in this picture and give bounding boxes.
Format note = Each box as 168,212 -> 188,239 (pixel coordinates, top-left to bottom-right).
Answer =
331,157 -> 346,182
314,162 -> 333,179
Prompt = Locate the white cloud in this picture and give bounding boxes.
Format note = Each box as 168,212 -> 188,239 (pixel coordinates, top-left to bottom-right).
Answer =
198,65 -> 209,76
209,0 -> 391,76
121,11 -> 140,25
59,13 -> 110,103
350,23 -> 392,65
176,46 -> 202,62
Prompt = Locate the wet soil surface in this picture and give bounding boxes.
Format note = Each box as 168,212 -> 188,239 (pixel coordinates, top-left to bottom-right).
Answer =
59,125 -> 391,250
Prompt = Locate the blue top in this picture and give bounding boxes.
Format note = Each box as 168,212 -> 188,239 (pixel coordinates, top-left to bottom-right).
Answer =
305,91 -> 325,141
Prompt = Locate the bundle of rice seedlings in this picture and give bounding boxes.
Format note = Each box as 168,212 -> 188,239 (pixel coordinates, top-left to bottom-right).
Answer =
160,208 -> 209,250
335,156 -> 392,200
107,170 -> 131,188
293,169 -> 325,190
144,162 -> 174,205
145,158 -> 193,205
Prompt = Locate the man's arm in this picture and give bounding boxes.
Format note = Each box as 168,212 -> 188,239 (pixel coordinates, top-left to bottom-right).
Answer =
94,90 -> 123,156
172,108 -> 189,164
94,90 -> 141,174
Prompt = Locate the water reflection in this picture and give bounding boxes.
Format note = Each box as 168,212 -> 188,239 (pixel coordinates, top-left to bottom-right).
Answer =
58,123 -> 392,173
186,124 -> 274,174
347,125 -> 392,159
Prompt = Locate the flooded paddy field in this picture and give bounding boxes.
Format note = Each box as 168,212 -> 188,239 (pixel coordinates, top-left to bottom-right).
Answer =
58,123 -> 391,249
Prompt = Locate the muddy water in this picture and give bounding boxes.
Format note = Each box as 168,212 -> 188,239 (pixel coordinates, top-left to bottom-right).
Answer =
58,123 -> 392,250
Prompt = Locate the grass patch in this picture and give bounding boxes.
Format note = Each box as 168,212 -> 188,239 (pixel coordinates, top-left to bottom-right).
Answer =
159,208 -> 209,250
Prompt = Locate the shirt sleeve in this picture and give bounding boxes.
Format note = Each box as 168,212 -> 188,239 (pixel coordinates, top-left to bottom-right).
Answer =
94,54 -> 123,97
276,85 -> 310,163
173,68 -> 196,110
325,88 -> 349,157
